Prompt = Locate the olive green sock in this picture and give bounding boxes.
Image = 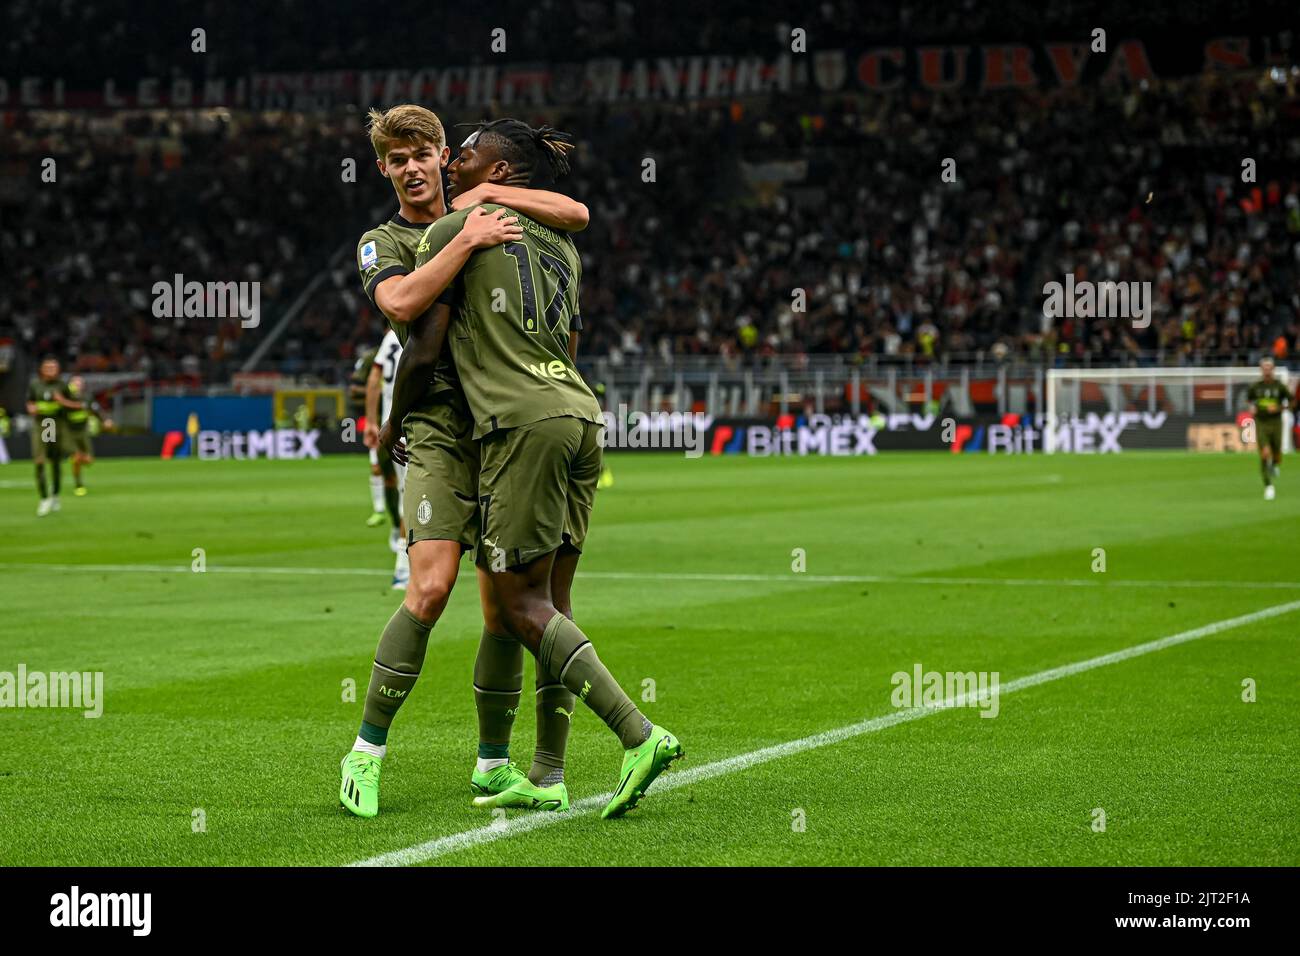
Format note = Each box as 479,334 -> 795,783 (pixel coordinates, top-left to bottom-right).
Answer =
360,605 -> 432,740
473,628 -> 523,757
538,613 -> 649,750
530,673 -> 575,785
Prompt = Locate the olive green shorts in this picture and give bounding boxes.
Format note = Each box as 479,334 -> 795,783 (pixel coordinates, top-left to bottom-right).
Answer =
1256,417 -> 1283,456
29,422 -> 64,463
403,389 -> 480,551
66,427 -> 92,457
477,416 -> 603,569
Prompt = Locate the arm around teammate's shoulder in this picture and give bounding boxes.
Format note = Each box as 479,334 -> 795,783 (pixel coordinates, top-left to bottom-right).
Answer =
374,209 -> 522,325
452,183 -> 588,232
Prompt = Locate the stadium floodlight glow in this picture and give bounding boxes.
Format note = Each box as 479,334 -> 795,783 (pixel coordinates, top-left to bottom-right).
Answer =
1044,366 -> 1293,454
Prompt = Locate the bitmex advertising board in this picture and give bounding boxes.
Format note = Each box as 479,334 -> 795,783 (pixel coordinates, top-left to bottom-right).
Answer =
588,411 -> 1293,456
698,412 -> 1177,455
1,412 -> 1291,461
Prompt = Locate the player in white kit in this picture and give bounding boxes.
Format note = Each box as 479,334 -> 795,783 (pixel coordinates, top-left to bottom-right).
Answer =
366,328 -> 409,589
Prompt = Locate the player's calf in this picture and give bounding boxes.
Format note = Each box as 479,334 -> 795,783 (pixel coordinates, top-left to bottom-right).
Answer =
367,462 -> 386,525
339,603 -> 434,817
534,611 -> 686,816
534,611 -> 651,750
531,677 -> 574,787
471,627 -> 523,788
34,462 -> 52,515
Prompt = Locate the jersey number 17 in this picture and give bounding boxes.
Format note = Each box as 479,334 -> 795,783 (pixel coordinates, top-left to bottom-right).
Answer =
502,241 -> 573,336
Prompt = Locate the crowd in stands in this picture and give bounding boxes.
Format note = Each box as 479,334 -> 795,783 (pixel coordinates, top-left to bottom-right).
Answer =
280,72 -> 1300,378
3,71 -> 1298,390
9,0 -> 1280,84
1,110 -> 368,381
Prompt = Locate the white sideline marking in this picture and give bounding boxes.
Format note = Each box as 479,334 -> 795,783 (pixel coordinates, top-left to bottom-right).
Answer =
1,562 -> 1298,591
349,599 -> 1300,866
580,571 -> 1300,591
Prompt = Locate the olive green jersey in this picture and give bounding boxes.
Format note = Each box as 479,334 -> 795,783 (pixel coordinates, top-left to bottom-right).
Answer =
28,377 -> 67,420
1247,379 -> 1292,420
63,379 -> 99,430
352,346 -> 379,386
348,345 -> 378,417
415,204 -> 600,439
357,212 -> 459,396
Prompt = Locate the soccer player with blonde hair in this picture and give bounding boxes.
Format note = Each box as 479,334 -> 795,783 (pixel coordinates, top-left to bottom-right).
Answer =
340,104 -> 591,818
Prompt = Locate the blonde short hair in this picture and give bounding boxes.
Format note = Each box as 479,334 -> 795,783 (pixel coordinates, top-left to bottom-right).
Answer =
367,104 -> 446,160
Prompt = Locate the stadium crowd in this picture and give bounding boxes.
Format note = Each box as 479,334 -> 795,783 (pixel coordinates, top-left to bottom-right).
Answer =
8,0 -> 1278,84
1,110 -> 367,381
3,73 -> 1298,388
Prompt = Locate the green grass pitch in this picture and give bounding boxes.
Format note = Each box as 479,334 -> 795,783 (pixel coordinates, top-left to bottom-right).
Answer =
1,451 -> 1296,866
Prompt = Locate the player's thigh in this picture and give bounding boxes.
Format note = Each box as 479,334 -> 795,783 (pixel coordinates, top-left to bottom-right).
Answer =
406,538 -> 462,601
31,425 -> 63,464
488,552 -> 559,650
1268,423 -> 1283,458
476,565 -> 507,634
551,547 -> 581,619
478,418 -> 575,569
562,421 -> 603,556
1258,420 -> 1282,457
403,398 -> 479,552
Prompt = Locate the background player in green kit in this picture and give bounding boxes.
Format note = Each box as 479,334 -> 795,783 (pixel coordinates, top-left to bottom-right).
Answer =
384,119 -> 684,820
340,105 -> 591,818
1246,357 -> 1292,500
26,356 -> 80,517
63,375 -> 113,496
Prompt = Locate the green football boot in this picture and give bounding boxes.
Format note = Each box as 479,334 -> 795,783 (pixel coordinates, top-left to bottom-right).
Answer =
339,751 -> 382,818
600,724 -> 684,820
366,510 -> 386,527
472,776 -> 569,812
469,761 -> 528,797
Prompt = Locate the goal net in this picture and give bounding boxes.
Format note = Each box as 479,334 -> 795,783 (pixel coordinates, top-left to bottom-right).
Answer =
1044,367 -> 1293,454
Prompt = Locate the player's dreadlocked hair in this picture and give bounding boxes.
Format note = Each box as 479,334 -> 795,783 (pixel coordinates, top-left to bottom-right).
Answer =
458,118 -> 576,183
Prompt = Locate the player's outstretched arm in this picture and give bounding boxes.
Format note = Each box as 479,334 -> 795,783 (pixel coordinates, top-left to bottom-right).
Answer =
373,209 -> 522,325
377,303 -> 454,466
452,183 -> 589,232
363,363 -> 382,448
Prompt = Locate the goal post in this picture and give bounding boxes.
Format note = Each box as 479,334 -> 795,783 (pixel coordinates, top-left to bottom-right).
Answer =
1044,366 -> 1293,454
